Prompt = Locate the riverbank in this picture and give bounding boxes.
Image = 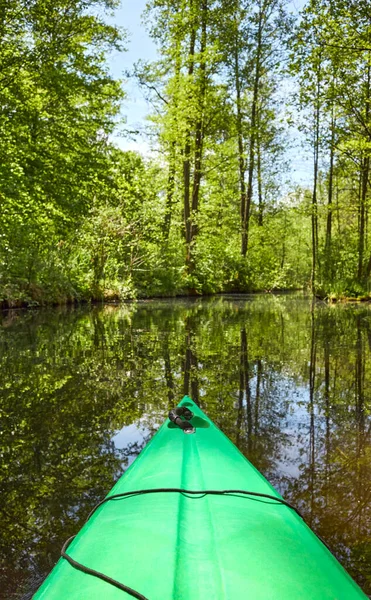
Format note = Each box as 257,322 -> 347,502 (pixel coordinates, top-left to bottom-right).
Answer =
0,283 -> 306,310
4,287 -> 371,310
3,272 -> 371,310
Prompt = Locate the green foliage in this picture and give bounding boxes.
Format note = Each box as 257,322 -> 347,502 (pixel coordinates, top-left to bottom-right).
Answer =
3,0 -> 371,305
290,0 -> 371,297
0,0 -> 125,306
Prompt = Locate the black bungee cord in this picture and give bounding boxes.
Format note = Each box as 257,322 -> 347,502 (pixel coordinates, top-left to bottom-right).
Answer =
60,487 -> 304,599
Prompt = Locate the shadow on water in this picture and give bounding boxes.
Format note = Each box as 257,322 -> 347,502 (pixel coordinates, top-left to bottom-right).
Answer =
0,295 -> 370,598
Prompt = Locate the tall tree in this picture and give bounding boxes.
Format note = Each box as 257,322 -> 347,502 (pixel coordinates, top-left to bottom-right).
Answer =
0,0 -> 125,303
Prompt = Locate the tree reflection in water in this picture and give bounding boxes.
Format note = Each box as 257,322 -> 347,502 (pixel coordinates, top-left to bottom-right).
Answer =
0,295 -> 370,598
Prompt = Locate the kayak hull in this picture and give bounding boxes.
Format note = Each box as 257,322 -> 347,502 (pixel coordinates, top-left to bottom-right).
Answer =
34,396 -> 367,599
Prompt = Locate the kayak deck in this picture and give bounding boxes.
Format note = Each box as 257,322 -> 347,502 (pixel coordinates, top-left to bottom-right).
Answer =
34,396 -> 367,599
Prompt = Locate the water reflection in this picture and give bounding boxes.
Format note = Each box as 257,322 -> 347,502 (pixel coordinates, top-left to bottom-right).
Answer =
0,295 -> 370,598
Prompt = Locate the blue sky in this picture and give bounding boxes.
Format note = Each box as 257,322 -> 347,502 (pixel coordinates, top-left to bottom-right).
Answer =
108,0 -> 157,154
108,0 -> 312,185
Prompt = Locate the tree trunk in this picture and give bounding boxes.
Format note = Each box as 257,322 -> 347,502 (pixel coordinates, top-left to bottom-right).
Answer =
281,213 -> 286,270
241,8 -> 263,256
190,0 -> 208,264
257,111 -> 263,226
164,141 -> 176,241
358,156 -> 369,281
235,19 -> 247,240
311,58 -> 321,294
324,103 -> 335,281
360,65 -> 371,281
183,3 -> 196,268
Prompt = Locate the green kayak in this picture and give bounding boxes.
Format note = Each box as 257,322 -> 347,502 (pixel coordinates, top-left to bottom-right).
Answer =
34,396 -> 367,599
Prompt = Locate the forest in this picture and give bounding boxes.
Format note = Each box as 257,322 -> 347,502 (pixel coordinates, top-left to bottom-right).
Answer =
1,0 -> 371,306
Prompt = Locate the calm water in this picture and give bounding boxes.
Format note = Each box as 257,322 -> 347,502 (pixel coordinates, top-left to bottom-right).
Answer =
0,294 -> 370,598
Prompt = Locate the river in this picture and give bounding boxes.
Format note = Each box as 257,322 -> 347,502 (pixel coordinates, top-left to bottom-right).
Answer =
0,294 -> 370,598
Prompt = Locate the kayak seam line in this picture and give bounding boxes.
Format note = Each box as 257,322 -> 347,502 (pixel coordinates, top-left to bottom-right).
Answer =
171,432 -> 188,600
193,438 -> 227,600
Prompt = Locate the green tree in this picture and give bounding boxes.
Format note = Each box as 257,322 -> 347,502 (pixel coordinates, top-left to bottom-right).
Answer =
0,0 -> 125,306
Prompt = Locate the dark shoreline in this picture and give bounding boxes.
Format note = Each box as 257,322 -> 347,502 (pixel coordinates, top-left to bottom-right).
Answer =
0,287 -> 305,312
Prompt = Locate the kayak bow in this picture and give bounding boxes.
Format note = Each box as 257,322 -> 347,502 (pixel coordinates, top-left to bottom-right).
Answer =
34,396 -> 367,599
